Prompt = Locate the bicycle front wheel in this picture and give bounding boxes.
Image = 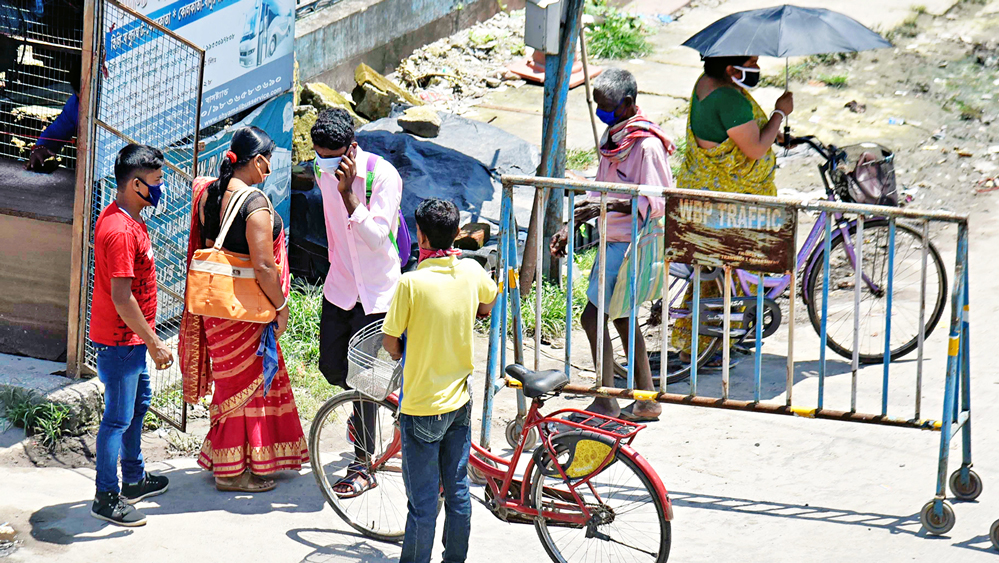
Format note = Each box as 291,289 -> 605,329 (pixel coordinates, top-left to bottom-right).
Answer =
309,390 -> 411,542
530,434 -> 671,563
805,219 -> 947,363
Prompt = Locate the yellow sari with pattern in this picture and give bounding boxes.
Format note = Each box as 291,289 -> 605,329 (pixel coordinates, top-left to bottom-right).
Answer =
672,85 -> 777,354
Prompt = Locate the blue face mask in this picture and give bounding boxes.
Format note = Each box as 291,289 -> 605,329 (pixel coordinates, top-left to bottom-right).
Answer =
596,102 -> 622,125
136,177 -> 165,208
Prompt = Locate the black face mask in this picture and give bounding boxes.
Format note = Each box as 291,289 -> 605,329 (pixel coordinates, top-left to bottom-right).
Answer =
733,66 -> 761,89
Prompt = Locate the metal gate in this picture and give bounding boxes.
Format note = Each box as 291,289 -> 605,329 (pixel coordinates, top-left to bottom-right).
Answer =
75,0 -> 204,430
485,174 -> 974,535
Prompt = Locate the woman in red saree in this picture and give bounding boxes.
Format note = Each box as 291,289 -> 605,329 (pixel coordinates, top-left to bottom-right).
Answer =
179,127 -> 308,492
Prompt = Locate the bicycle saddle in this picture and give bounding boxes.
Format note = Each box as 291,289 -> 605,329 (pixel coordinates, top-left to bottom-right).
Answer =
505,364 -> 569,398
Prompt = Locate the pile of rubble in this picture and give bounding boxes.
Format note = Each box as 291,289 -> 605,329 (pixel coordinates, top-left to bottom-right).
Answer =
390,9 -> 529,114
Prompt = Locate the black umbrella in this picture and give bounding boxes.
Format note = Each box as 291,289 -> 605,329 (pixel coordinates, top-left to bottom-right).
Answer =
682,5 -> 892,59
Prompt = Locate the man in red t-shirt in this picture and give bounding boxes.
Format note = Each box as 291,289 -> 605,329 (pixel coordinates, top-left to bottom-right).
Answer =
89,144 -> 173,527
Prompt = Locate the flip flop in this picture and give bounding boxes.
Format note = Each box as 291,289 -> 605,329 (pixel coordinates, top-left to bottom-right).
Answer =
215,473 -> 277,493
333,467 -> 378,499
618,402 -> 660,423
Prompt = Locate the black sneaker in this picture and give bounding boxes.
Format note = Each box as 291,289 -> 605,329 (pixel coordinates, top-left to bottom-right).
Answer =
121,472 -> 169,504
91,492 -> 147,527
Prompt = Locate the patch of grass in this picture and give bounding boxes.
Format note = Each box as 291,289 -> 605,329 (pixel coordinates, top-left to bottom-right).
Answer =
0,389 -> 69,448
818,74 -> 849,88
951,98 -> 983,121
886,15 -> 920,42
567,148 -> 597,171
584,1 -> 652,60
912,5 -> 927,14
759,53 -> 858,88
670,136 -> 687,178
281,280 -> 340,420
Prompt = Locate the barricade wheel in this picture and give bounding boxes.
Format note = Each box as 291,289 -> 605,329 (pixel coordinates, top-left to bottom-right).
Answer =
949,468 -> 983,501
506,418 -> 538,450
989,519 -> 999,550
920,499 -> 956,535
469,452 -> 497,486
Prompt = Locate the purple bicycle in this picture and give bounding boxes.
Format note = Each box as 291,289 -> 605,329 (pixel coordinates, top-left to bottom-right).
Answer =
611,135 -> 948,384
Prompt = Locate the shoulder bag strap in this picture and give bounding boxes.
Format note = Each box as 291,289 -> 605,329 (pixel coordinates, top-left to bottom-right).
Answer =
213,188 -> 255,250
364,154 -> 399,253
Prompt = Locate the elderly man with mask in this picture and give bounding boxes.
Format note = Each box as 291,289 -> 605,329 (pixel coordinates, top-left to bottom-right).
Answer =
550,68 -> 675,422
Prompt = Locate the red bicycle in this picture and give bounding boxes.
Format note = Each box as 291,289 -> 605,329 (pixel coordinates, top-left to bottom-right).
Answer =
309,364 -> 673,563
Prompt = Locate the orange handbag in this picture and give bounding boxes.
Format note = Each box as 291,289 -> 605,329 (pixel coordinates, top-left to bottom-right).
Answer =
186,187 -> 277,323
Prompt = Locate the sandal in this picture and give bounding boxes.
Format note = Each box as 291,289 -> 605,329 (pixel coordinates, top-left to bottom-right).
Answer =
333,465 -> 378,499
215,471 -> 277,493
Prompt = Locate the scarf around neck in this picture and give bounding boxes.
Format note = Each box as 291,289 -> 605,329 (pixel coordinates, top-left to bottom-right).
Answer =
599,107 -> 677,164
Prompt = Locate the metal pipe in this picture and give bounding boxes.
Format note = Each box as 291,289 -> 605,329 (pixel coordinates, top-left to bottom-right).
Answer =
596,192 -> 608,387
882,219 -> 896,417
565,190 -> 575,379
722,267 -> 732,400
555,383 -> 943,430
935,227 -> 967,500
819,213 -> 831,410
787,266 -> 796,406
691,265 -> 701,397
852,215 -> 863,413
627,198 -> 638,389
661,260 -> 671,394
754,270 -> 763,402
501,176 -> 969,224
535,188 -> 544,372
959,245 -> 972,468
915,219 -> 929,419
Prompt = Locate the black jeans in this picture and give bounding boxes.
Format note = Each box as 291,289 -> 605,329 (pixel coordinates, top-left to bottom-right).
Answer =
319,299 -> 385,462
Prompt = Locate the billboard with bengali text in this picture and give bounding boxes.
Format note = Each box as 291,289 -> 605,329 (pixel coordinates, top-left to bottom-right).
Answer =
107,0 -> 294,127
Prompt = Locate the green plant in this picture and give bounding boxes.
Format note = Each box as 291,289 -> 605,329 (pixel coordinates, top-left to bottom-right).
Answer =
670,136 -> 686,178
818,74 -> 848,88
912,5 -> 927,14
584,1 -> 652,59
281,280 -> 340,420
567,148 -> 597,171
0,389 -> 69,447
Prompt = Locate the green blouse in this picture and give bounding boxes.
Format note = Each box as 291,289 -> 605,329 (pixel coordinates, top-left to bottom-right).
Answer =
690,86 -> 755,144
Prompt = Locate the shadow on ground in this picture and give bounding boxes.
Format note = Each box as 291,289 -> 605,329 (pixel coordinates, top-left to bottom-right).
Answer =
28,461 -> 326,545
288,527 -> 399,563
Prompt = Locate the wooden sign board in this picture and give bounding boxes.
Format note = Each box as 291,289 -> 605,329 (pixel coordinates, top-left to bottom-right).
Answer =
664,196 -> 796,273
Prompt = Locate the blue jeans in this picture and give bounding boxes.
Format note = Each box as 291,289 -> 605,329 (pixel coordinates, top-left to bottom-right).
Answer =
399,401 -> 472,563
93,343 -> 151,494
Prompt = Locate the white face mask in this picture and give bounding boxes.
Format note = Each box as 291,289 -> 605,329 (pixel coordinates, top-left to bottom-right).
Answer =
314,155 -> 342,176
732,66 -> 761,89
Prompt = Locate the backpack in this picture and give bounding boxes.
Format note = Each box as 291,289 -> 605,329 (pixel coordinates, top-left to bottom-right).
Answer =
365,154 -> 413,267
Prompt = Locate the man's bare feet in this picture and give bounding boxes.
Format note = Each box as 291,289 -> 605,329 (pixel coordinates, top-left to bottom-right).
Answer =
582,397 -> 620,418
619,400 -> 661,422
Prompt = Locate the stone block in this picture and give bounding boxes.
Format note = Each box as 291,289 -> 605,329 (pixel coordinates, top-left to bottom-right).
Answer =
300,82 -> 368,128
293,105 -> 318,165
0,355 -> 103,435
352,63 -> 424,120
398,106 -> 442,138
455,222 -> 491,250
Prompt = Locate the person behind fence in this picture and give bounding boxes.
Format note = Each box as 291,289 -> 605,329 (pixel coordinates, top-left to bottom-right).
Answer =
382,198 -> 497,563
178,126 -> 308,493
24,55 -> 81,172
89,144 -> 172,527
310,107 -> 406,498
671,56 -> 795,362
550,68 -> 673,422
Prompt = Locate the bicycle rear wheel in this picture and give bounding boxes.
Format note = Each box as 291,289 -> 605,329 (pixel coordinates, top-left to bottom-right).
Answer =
611,273 -> 722,386
530,432 -> 671,563
805,219 -> 947,363
309,391 -> 417,542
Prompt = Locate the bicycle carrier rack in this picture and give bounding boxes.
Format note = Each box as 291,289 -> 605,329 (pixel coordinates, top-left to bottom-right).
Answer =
482,174 -> 973,535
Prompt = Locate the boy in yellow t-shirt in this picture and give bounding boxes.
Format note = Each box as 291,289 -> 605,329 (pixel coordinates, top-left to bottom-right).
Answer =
382,198 -> 497,563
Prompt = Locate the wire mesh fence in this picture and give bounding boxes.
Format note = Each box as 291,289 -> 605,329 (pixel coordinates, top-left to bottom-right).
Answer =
80,0 -> 205,430
0,0 -> 83,168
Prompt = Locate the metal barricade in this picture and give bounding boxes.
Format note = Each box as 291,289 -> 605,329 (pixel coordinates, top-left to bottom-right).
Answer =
482,174 -> 973,535
69,0 -> 205,431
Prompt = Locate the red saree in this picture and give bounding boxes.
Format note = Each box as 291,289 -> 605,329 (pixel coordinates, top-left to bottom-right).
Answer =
179,177 -> 308,477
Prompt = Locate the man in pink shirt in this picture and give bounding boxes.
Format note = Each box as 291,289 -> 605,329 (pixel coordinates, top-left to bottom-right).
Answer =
311,108 -> 404,496
551,68 -> 674,422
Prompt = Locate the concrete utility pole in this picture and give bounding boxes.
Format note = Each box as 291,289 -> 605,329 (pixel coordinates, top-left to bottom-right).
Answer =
520,0 -> 585,291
